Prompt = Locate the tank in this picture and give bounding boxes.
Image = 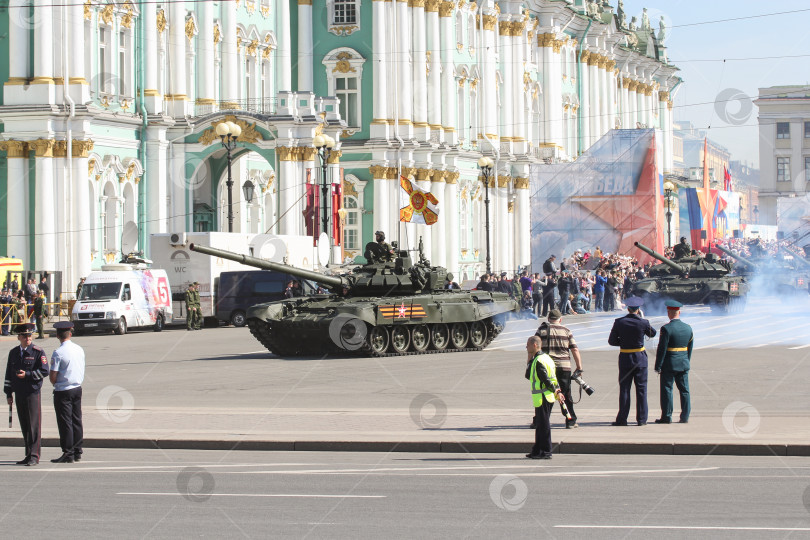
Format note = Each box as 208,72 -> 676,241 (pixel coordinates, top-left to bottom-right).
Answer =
718,246 -> 810,296
189,242 -> 518,357
630,242 -> 749,314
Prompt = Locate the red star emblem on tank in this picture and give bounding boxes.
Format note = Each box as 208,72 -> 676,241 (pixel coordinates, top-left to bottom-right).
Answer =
397,303 -> 407,318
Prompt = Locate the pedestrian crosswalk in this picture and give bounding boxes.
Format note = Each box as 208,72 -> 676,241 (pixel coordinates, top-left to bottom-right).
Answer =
490,296 -> 810,351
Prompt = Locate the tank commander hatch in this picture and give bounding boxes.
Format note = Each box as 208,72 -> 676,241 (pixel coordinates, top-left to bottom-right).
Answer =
364,231 -> 396,263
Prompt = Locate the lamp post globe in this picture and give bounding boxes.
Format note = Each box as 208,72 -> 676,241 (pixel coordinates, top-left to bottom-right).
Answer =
216,122 -> 230,138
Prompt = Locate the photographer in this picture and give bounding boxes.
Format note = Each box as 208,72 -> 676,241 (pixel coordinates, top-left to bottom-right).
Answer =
533,309 -> 583,429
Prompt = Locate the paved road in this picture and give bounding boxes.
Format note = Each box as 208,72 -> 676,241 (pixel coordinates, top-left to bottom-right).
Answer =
1,449 -> 809,538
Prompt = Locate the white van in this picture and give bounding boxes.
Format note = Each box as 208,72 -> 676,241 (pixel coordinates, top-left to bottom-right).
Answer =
72,264 -> 173,335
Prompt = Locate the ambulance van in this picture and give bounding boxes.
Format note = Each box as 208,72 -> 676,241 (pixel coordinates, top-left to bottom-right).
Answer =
72,264 -> 172,335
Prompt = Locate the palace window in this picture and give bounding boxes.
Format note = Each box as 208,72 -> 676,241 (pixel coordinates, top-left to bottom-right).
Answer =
456,11 -> 463,46
804,121 -> 810,138
805,156 -> 810,176
323,48 -> 366,128
333,0 -> 357,24
343,196 -> 360,250
777,157 -> 791,182
99,26 -> 111,93
777,122 -> 790,139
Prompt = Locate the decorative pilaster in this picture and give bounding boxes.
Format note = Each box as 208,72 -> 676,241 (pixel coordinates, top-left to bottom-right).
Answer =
197,1 -> 215,108
277,0 -> 292,91
7,0 -> 30,85
166,2 -> 187,116
371,0 -> 389,138
444,171 -> 459,276
0,141 -> 29,261
499,19 -> 515,147
297,0 -> 313,91
426,2 -> 442,142
395,0 -> 413,139
513,176 -> 530,269
439,3 -> 456,144
222,1 -> 239,106
588,54 -> 599,145
30,140 -> 57,270
481,11 -> 498,150
412,1 -> 428,140
278,147 -> 298,235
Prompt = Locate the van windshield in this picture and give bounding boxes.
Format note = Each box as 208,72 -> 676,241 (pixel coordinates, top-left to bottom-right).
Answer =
79,282 -> 122,301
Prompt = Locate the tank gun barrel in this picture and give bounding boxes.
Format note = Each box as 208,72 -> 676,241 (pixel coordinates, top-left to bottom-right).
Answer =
634,242 -> 687,275
189,243 -> 347,290
779,247 -> 810,271
717,246 -> 756,269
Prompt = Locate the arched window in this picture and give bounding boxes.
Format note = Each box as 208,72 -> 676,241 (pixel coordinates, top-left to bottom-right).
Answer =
455,11 -> 463,45
343,196 -> 360,250
457,79 -> 466,143
323,48 -> 366,128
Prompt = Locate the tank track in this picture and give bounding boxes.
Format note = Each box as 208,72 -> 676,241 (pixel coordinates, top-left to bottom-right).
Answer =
248,317 -> 505,358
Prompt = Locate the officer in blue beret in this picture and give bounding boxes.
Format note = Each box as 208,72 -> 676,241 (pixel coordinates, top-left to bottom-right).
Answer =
654,300 -> 693,424
608,296 -> 656,426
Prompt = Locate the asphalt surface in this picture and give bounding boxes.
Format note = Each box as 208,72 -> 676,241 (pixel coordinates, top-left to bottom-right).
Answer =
1,449 -> 809,539
1,295 -> 808,453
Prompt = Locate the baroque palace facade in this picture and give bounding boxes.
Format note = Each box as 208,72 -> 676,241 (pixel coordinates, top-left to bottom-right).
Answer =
0,0 -> 679,286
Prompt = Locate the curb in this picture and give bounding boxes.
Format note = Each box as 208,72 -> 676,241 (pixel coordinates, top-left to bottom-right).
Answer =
0,438 -> 804,457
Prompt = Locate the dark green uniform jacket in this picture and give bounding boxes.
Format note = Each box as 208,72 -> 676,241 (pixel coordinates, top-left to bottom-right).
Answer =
654,319 -> 693,372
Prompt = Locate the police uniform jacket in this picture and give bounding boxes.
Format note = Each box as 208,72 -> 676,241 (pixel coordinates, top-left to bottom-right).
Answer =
4,344 -> 49,396
654,319 -> 693,373
608,313 -> 657,352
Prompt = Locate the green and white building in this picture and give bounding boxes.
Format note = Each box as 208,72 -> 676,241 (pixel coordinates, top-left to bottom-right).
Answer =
0,0 -> 679,287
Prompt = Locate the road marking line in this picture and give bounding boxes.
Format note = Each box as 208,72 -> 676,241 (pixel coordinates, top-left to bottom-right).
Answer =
117,493 -> 385,498
555,526 -> 810,531
789,344 -> 810,349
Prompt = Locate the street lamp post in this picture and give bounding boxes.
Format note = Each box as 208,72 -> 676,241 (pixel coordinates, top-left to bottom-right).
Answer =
216,121 -> 242,232
313,134 -> 336,246
664,181 -> 674,248
477,156 -> 495,275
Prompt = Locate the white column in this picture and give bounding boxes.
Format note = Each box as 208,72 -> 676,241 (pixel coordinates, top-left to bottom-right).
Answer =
145,128 -> 169,237
302,154 -> 316,237
222,1 -> 239,104
579,55 -> 590,149
500,22 -> 514,144
542,39 -> 562,148
35,153 -> 56,270
276,0 -> 292,91
426,5 -> 442,141
168,2 -> 187,115
395,0 -> 412,138
440,7 -> 456,145
33,3 -> 53,82
278,152 -> 297,235
8,0 -> 29,81
496,177 -> 508,273
628,84 -> 637,127
412,3 -> 428,140
512,24 -> 527,149
2,143 -> 28,261
444,175 -> 459,276
67,1 -> 89,103
73,150 -> 91,281
620,79 -> 629,128
371,0 -> 388,138
482,17 -> 497,145
607,65 -> 616,132
598,59 -> 608,138
371,166 -> 389,240
515,179 -> 530,268
297,0 -> 313,91
588,59 -> 599,145
430,174 -> 445,267
197,2 -> 215,105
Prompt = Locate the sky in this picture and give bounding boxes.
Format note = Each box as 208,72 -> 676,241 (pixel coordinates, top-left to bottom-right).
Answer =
621,0 -> 810,169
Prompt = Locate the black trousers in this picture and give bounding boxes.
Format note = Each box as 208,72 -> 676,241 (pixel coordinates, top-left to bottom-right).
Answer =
15,392 -> 41,461
54,387 -> 83,457
531,400 -> 554,457
541,288 -> 555,316
532,293 -> 542,315
556,368 -> 576,424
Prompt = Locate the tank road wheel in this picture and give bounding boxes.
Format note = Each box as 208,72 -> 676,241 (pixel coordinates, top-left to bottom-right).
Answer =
411,324 -> 430,352
469,321 -> 487,348
430,323 -> 450,351
390,326 -> 411,354
450,322 -> 469,349
363,325 -> 389,356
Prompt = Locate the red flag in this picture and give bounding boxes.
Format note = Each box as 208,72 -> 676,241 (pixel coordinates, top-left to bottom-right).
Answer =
724,166 -> 732,192
331,169 -> 343,245
303,170 -> 319,245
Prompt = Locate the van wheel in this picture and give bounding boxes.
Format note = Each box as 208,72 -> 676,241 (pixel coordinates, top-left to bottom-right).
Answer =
115,317 -> 127,335
153,315 -> 164,332
230,311 -> 247,327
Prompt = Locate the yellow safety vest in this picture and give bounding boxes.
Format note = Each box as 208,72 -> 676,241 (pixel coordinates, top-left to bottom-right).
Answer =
530,353 -> 558,406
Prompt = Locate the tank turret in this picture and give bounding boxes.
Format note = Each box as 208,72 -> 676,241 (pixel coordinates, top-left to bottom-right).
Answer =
634,242 -> 688,275
189,242 -> 517,357
717,245 -> 756,271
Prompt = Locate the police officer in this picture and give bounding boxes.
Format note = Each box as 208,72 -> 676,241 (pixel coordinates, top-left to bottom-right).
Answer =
4,323 -> 49,466
654,300 -> 693,424
525,336 -> 565,460
608,296 -> 657,426
49,322 -> 85,463
33,290 -> 46,339
192,282 -> 202,330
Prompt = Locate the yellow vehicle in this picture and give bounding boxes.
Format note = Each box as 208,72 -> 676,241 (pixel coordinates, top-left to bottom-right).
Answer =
0,257 -> 25,290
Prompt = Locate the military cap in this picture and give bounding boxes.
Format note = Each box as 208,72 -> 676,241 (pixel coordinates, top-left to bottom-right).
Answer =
192,281 -> 199,286
624,296 -> 645,308
16,323 -> 36,335
665,300 -> 683,309
548,309 -> 562,321
53,321 -> 74,330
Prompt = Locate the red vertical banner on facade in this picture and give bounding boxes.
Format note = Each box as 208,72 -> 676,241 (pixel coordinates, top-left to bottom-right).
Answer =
331,168 -> 343,246
303,169 -> 320,244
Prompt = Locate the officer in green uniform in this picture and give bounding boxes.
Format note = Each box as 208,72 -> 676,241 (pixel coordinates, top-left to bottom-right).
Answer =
192,282 -> 202,330
33,291 -> 46,339
185,283 -> 196,331
11,292 -> 25,326
525,335 -> 565,460
654,300 -> 693,424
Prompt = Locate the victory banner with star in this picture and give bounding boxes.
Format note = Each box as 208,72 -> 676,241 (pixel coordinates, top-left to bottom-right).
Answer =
399,175 -> 440,225
529,129 -> 666,265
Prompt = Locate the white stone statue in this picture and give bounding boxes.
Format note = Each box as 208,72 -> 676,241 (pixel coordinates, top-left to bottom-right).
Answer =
629,15 -> 637,32
658,15 -> 668,45
641,7 -> 651,31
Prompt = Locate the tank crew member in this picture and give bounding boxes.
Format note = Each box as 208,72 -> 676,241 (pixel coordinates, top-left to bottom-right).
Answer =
185,283 -> 196,331
525,336 -> 565,460
49,322 -> 85,463
364,231 -> 395,263
4,323 -> 49,466
33,290 -> 46,339
608,296 -> 656,426
673,237 -> 691,259
654,300 -> 693,424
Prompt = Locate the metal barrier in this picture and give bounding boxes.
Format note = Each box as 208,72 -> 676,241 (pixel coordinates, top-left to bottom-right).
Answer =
0,302 -> 68,327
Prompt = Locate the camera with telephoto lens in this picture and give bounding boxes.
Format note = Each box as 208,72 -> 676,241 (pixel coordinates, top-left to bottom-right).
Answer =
571,369 -> 595,396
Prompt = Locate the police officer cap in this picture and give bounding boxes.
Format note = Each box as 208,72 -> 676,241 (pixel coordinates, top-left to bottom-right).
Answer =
665,300 -> 683,309
53,321 -> 74,330
625,296 -> 645,308
15,323 -> 36,335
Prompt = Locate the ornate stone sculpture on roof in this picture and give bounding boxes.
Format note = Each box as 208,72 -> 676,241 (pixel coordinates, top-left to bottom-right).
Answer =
641,8 -> 651,32
657,15 -> 668,46
616,0 -> 627,29
628,16 -> 637,32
